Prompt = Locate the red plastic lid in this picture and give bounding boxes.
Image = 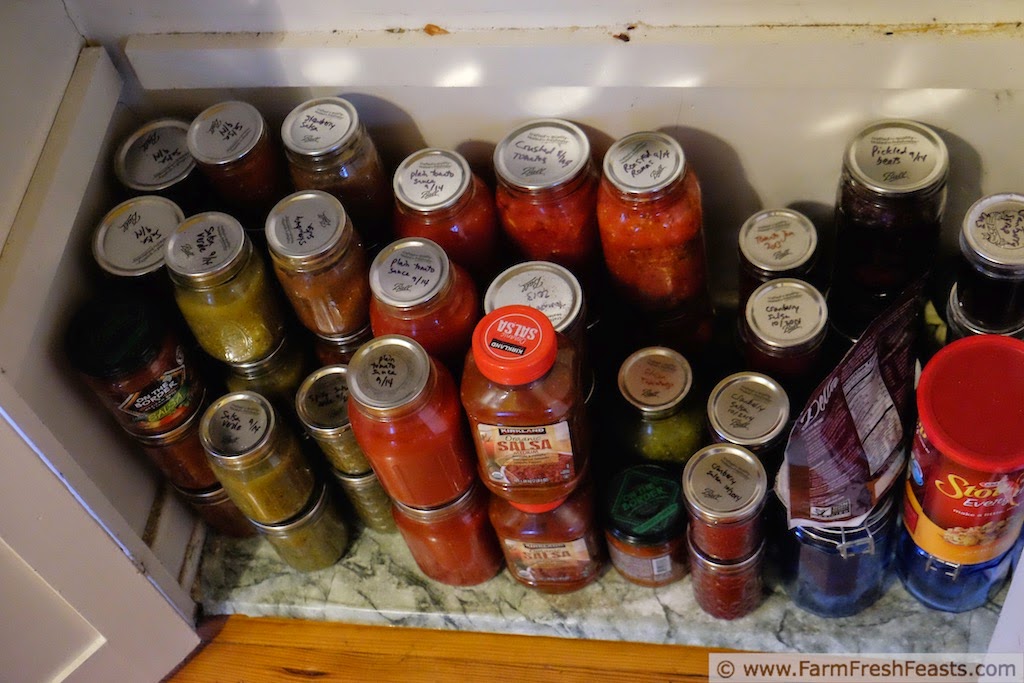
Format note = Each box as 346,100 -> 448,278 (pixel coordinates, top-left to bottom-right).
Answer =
917,335 -> 1024,473
472,305 -> 558,385
509,497 -> 568,514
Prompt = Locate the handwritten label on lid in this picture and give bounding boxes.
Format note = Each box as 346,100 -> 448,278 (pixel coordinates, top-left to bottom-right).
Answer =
622,353 -> 689,409
124,125 -> 192,186
304,372 -> 350,428
208,399 -> 269,455
192,102 -> 261,163
688,450 -> 762,515
100,200 -> 180,274
286,102 -> 353,153
169,218 -> 240,274
489,270 -> 576,329
270,194 -> 342,257
500,124 -> 584,186
606,134 -> 683,192
352,343 -> 426,407
714,379 -> 787,441
852,125 -> 942,191
374,244 -> 444,304
740,212 -> 816,272
965,197 -> 1024,267
749,283 -> 825,347
397,154 -> 465,209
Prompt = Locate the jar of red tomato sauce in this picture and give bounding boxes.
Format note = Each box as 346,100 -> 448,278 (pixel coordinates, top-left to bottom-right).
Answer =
737,209 -> 820,306
493,119 -> 600,279
688,531 -> 765,620
369,237 -> 480,370
740,278 -> 828,382
461,306 -> 588,506
393,148 -> 499,282
346,335 -> 477,508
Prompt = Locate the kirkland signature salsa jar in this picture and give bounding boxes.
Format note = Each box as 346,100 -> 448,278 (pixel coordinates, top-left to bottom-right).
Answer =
295,365 -> 372,475
955,193 -> 1024,332
92,196 -> 183,284
741,278 -> 828,382
737,209 -> 819,305
484,260 -> 586,348
114,118 -> 208,214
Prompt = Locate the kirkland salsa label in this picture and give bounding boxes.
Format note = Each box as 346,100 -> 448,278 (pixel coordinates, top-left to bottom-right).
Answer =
503,537 -> 594,583
478,423 -> 575,486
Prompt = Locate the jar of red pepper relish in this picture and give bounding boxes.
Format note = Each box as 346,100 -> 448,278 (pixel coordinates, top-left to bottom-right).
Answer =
706,372 -> 790,479
737,209 -> 819,306
955,193 -> 1024,333
393,148 -> 499,283
740,278 -> 828,382
688,530 -> 765,620
461,306 -> 588,506
369,237 -> 480,371
683,444 -> 767,562
483,260 -> 587,349
493,119 -> 600,279
346,335 -> 477,508
392,481 -> 504,586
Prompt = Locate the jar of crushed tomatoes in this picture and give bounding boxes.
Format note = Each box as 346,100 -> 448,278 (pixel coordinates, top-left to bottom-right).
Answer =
683,444 -> 767,562
737,209 -> 820,305
461,306 -> 588,506
493,119 -> 600,279
114,118 -> 210,215
135,392 -> 218,490
346,336 -> 477,508
295,365 -> 373,475
688,530 -> 765,620
483,260 -> 587,349
392,481 -> 504,586
393,148 -> 499,282
265,190 -> 371,338
706,372 -> 790,479
92,196 -> 184,285
489,478 -> 604,593
369,237 -> 480,370
741,278 -> 828,382
313,324 -> 373,366
604,465 -> 688,587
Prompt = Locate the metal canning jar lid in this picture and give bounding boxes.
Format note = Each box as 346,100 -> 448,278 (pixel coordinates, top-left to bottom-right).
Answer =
605,464 -> 686,546
331,468 -> 380,489
226,334 -> 292,378
602,131 -> 685,195
369,237 -> 450,309
393,148 -> 472,213
795,493 -> 895,557
744,278 -> 828,350
165,212 -> 250,288
493,118 -> 591,192
295,365 -> 352,438
687,532 -> 765,572
187,101 -> 266,166
347,335 -> 431,411
318,323 -> 373,346
738,209 -> 818,273
617,346 -> 692,420
280,97 -> 360,160
959,193 -> 1024,280
249,481 -> 329,535
172,482 -> 230,505
199,391 -> 277,469
843,119 -> 949,196
683,444 -> 767,525
92,196 -> 184,278
265,191 -> 351,271
392,480 -> 478,522
707,372 -> 790,448
483,260 -> 584,336
115,118 -> 196,192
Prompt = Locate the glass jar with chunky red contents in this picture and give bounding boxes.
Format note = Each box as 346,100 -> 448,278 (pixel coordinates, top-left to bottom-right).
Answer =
135,393 -> 219,490
483,260 -> 587,349
392,481 -> 504,586
688,531 -> 765,620
740,278 -> 828,382
461,306 -> 588,506
393,148 -> 499,282
493,119 -> 600,279
737,209 -> 820,306
489,478 -> 604,593
369,238 -> 480,370
346,336 -> 477,508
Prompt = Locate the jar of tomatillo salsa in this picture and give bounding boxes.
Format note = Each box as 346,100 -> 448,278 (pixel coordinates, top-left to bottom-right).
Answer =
741,278 -> 828,382
114,118 -> 209,214
331,468 -> 396,533
249,482 -> 350,572
483,260 -> 587,349
461,306 -> 588,506
737,208 -> 819,305
955,193 -> 1024,332
224,334 -> 310,421
295,365 -> 373,476
706,372 -> 790,478
92,196 -> 184,286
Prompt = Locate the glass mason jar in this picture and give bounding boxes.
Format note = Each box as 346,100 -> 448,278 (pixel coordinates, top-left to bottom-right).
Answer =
165,212 -> 288,364
604,464 -> 688,587
250,482 -> 349,572
741,278 -> 828,381
92,196 -> 184,285
392,481 -> 504,586
225,335 -> 311,417
331,468 -> 397,533
393,148 -> 500,282
737,208 -> 820,305
295,365 -> 373,475
493,118 -> 600,279
483,260 -> 587,349
135,393 -> 219,490
281,97 -> 392,250
114,118 -> 210,214
461,306 -> 588,506
173,482 -> 256,538
489,478 -> 605,594
955,193 -> 1024,332
945,284 -> 1024,343
265,190 -> 371,337
346,335 -> 477,508
706,372 -> 790,478
688,530 -> 765,620
683,444 -> 767,562
313,324 -> 373,367
199,391 -> 317,525
369,237 -> 480,370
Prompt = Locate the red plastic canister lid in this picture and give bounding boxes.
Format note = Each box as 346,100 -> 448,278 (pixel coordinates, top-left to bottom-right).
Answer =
472,305 -> 558,385
917,335 -> 1024,472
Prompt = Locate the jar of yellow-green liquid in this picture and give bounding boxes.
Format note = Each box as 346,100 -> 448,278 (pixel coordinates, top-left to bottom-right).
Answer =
250,482 -> 350,572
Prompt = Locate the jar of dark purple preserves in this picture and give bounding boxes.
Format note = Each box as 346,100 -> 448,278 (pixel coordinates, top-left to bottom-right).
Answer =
740,278 -> 828,382
737,208 -> 819,305
955,193 -> 1024,333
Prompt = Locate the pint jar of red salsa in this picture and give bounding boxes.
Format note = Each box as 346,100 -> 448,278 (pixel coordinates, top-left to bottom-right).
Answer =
346,335 -> 477,508
741,278 -> 828,382
737,209 -> 819,305
461,306 -> 588,506
688,531 -> 765,620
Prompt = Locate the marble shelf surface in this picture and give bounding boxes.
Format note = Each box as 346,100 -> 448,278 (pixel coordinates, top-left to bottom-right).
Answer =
197,527 -> 1004,653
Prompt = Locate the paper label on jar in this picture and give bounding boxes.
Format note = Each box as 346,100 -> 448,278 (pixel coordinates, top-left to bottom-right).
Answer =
500,124 -> 585,187
124,125 -> 193,187
965,198 -> 1024,266
606,134 -> 683,192
748,284 -> 825,346
398,154 -> 465,209
117,358 -> 197,426
286,102 -> 353,153
477,423 -> 575,486
503,537 -> 593,583
852,125 -> 942,190
740,213 -> 816,271
208,398 -> 270,455
270,194 -> 342,257
489,268 -> 577,330
608,542 -> 675,581
191,102 -> 261,163
100,200 -> 179,274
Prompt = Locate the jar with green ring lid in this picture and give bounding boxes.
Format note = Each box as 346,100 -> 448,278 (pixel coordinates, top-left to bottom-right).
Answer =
200,391 -> 316,524
165,212 -> 287,364
331,468 -> 397,533
737,209 -> 819,306
92,196 -> 184,285
114,118 -> 210,215
173,483 -> 256,538
225,335 -> 311,418
265,190 -> 371,338
483,260 -> 587,349
295,365 -> 372,475
314,324 -> 373,366
706,372 -> 790,478
249,482 -> 349,572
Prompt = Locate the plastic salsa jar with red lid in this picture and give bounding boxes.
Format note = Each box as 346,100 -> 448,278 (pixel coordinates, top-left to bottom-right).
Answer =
461,305 -> 588,506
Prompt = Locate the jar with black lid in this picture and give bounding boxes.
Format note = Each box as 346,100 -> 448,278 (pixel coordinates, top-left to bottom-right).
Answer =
737,208 -> 819,305
114,118 -> 209,214
955,193 -> 1024,332
249,482 -> 349,572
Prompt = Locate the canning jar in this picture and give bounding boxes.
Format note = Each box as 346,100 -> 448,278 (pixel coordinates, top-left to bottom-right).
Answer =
706,372 -> 790,478
688,531 -> 765,620
945,284 -> 1024,343
461,306 -> 588,505
92,196 -> 184,283
135,394 -> 218,490
313,325 -> 373,366
173,483 -> 256,538
683,444 -> 767,562
393,148 -> 499,281
331,468 -> 397,533
346,336 -> 477,508
493,119 -> 600,278
737,209 -> 819,305
369,237 -> 479,370
281,97 -> 392,249
165,212 -> 287,364
295,365 -> 372,475
225,335 -> 311,417
955,193 -> 1024,332
483,260 -> 587,348
741,278 -> 828,381
250,482 -> 349,572
265,190 -> 371,337
604,465 -> 688,587
392,482 -> 504,586
114,118 -> 209,214
199,391 -> 316,524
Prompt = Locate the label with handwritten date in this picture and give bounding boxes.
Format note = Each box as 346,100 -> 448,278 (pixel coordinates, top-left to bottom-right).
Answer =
169,218 -> 240,274
303,371 -> 351,427
397,153 -> 466,209
100,199 -> 181,274
852,126 -> 942,189
621,353 -> 690,409
270,194 -> 341,256
286,102 -> 353,152
749,284 -> 824,346
351,344 -> 427,408
124,124 -> 193,187
606,134 -> 682,192
208,399 -> 269,455
740,212 -> 816,271
192,102 -> 260,162
500,124 -> 584,186
375,245 -> 443,303
712,379 -> 786,441
489,270 -> 577,330
689,450 -> 761,514
965,198 -> 1024,265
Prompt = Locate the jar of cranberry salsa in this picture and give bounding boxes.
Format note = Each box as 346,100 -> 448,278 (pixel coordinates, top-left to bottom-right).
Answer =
740,278 -> 828,382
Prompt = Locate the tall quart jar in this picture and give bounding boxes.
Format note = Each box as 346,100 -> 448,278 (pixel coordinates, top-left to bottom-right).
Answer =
224,335 -> 310,419
461,306 -> 588,506
265,190 -> 371,337
114,118 -> 209,214
393,148 -> 499,281
706,372 -> 790,478
737,208 -> 819,305
295,365 -> 373,475
955,193 -> 1024,332
92,196 -> 183,286
165,212 -> 287,364
281,97 -> 392,249
346,335 -> 477,508
740,278 -> 828,382
483,260 -> 587,349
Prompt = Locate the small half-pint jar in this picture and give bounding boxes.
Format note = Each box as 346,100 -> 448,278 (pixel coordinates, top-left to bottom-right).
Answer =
250,482 -> 349,572
737,209 -> 819,305
688,530 -> 765,620
955,193 -> 1024,332
741,278 -> 828,381
295,365 -> 372,475
706,372 -> 790,477
331,468 -> 396,533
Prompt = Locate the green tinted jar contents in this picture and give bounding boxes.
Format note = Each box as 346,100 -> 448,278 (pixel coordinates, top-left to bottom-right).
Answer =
225,335 -> 311,419
295,365 -> 372,475
114,118 -> 209,214
250,483 -> 349,572
331,468 -> 397,533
